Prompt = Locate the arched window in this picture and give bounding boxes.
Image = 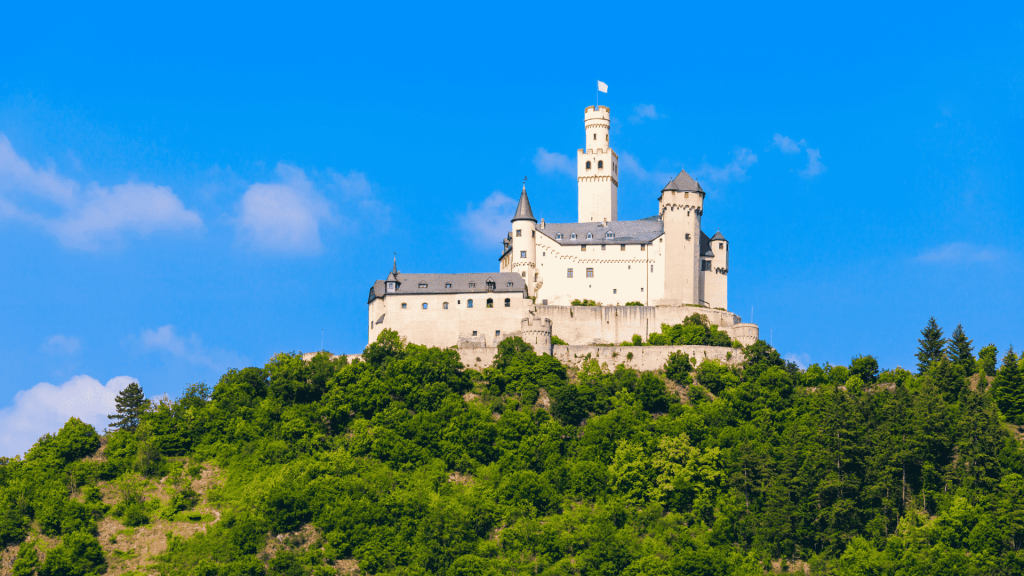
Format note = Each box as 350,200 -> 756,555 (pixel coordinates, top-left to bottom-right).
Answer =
486,298 -> 494,308
422,303 -> 428,309
570,233 -> 577,240
586,232 -> 593,239
443,302 -> 449,309
467,299 -> 474,308
593,133 -> 597,140
504,298 -> 511,307
586,161 -> 591,169
401,303 -> 407,309
598,160 -> 603,169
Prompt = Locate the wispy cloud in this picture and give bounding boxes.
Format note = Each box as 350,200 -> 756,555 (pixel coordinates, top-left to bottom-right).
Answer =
0,134 -> 203,249
617,152 -> 675,187
693,148 -> 758,184
459,191 -> 517,250
0,375 -> 135,457
533,148 -> 575,177
917,242 -> 1002,264
140,325 -> 242,371
44,334 -> 80,354
331,170 -> 391,231
236,163 -> 333,255
770,133 -> 826,178
628,104 -> 662,124
784,353 -> 811,370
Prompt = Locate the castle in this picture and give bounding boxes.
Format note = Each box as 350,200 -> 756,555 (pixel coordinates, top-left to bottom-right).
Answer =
367,104 -> 759,357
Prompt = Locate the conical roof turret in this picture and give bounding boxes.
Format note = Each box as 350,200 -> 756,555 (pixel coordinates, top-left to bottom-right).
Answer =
512,183 -> 536,223
387,257 -> 399,281
662,168 -> 703,193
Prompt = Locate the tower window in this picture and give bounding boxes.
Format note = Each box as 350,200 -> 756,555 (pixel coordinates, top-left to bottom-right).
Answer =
522,272 -> 526,277
586,268 -> 594,278
516,229 -> 521,237
702,261 -> 711,271
467,299 -> 474,308
598,160 -> 603,169
606,134 -> 609,142
567,268 -> 573,278
443,302 -> 449,309
422,302 -> 428,309
401,303 -> 407,309
532,230 -> 535,237
504,298 -> 511,307
593,133 -> 596,140
586,161 -> 591,169
613,289 -> 617,294
486,298 -> 494,308
685,233 -> 691,240
496,330 -> 501,336
719,242 -> 724,249
473,330 -> 477,336
520,251 -> 526,258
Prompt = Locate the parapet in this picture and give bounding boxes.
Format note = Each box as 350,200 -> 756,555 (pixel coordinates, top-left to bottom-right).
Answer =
521,317 -> 553,355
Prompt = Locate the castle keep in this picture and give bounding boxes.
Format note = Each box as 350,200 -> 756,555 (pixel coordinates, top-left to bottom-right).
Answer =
367,104 -> 759,355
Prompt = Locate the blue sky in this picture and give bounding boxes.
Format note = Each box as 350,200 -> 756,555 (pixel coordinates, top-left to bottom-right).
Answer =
1,2 -> 1022,455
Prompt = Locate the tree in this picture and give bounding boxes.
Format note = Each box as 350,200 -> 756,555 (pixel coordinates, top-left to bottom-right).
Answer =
978,344 -> 998,377
850,355 -> 880,384
946,323 -> 976,376
916,317 -> 946,375
663,351 -> 693,383
994,348 -> 1024,424
108,382 -> 147,432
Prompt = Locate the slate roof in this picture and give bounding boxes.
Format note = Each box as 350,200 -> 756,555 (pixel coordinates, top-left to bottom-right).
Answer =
369,272 -> 527,303
662,168 -> 704,193
512,186 -> 536,222
710,230 -> 727,242
700,231 -> 713,257
537,215 -> 665,245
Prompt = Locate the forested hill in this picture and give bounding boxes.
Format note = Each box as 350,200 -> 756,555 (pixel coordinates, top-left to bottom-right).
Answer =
3,319 -> 1024,576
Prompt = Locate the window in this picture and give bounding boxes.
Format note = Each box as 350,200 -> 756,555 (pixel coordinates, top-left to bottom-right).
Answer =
520,251 -> 526,258
613,289 -> 617,294
507,281 -> 513,287
504,298 -> 511,307
532,231 -> 535,237
516,229 -> 522,237
701,261 -> 711,271
542,252 -> 546,256
443,302 -> 449,309
401,303 -> 407,309
586,161 -> 591,169
567,268 -> 574,278
606,231 -> 614,239
496,330 -> 501,336
598,160 -> 603,169
386,282 -> 395,291
487,279 -> 495,290
606,134 -> 609,142
593,133 -> 596,140
640,244 -> 646,251
522,272 -> 526,277
469,282 -> 476,288
556,233 -> 563,240
445,282 -> 452,288
719,242 -> 724,249
581,245 -> 586,252
422,302 -> 428,309
587,268 -> 594,278
651,265 -> 654,272
570,233 -> 577,240
587,232 -> 592,239
685,233 -> 691,240
419,282 -> 427,288
542,299 -> 548,305
601,245 -> 606,251
641,287 -> 644,292
486,298 -> 494,308
620,245 -> 626,251
467,299 -> 474,308
534,273 -> 538,281
472,330 -> 477,336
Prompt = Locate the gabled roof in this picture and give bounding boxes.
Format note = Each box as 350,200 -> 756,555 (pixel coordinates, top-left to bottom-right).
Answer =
662,168 -> 703,193
700,231 -> 714,257
538,215 -> 664,245
512,185 -> 536,223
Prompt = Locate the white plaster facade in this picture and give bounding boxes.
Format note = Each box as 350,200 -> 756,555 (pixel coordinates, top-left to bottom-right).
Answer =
366,102 -> 758,351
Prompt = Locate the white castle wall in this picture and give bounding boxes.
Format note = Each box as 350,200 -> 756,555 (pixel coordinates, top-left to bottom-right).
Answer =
536,305 -> 758,346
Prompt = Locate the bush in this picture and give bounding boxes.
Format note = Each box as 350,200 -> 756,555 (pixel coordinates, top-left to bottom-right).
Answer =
551,335 -> 568,346
625,302 -> 643,306
571,299 -> 600,306
40,531 -> 105,576
664,352 -> 693,383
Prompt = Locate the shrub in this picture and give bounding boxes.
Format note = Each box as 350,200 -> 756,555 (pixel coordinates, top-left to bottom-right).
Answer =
664,352 -> 693,383
571,299 -> 600,306
551,335 -> 568,346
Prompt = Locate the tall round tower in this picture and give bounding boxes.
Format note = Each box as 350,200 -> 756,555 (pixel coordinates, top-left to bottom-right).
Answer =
577,105 -> 618,223
658,169 -> 704,306
510,183 -> 538,292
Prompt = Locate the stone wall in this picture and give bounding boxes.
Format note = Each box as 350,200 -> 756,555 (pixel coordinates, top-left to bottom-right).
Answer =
552,344 -> 743,372
536,305 -> 758,346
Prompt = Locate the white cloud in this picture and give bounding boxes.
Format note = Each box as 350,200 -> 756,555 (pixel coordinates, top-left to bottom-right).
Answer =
693,148 -> 758,184
784,353 -> 811,370
459,191 -> 517,249
140,324 -> 242,371
772,134 -> 804,154
617,152 -> 675,186
331,170 -> 391,231
44,334 -> 80,354
0,375 -> 135,457
628,104 -> 662,124
0,133 -> 203,249
236,163 -> 333,254
917,242 -> 1001,264
533,148 -> 575,177
800,148 -> 826,178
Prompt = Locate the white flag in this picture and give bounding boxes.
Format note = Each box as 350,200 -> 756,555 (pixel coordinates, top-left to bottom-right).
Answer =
597,80 -> 608,93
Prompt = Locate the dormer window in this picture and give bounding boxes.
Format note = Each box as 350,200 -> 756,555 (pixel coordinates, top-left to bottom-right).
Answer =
507,281 -> 513,287
486,280 -> 496,290
606,231 -> 614,239
586,232 -> 593,239
570,233 -> 577,240
586,161 -> 591,169
418,283 -> 427,288
556,233 -> 563,240
469,282 -> 476,288
445,282 -> 452,288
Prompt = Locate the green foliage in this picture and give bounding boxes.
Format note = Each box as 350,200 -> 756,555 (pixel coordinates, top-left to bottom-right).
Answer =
663,351 -> 692,383
550,334 -> 568,346
624,301 -> 643,306
642,314 -> 734,347
849,354 -> 879,384
946,323 -> 976,376
994,347 -> 1024,424
13,540 -> 39,576
570,299 -> 600,306
39,531 -> 106,576
978,343 -> 999,377
916,316 -> 947,374
108,382 -> 147,432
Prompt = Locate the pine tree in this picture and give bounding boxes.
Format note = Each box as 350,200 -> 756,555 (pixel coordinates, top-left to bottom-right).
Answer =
977,344 -> 998,377
108,382 -> 147,432
994,348 -> 1024,425
915,317 -> 946,375
946,323 -> 975,376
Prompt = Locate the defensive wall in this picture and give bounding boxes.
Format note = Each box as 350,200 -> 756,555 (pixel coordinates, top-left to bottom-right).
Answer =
535,305 -> 759,346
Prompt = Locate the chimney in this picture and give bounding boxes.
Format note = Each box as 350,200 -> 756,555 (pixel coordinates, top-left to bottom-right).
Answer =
540,218 -> 545,229
603,217 -> 607,226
